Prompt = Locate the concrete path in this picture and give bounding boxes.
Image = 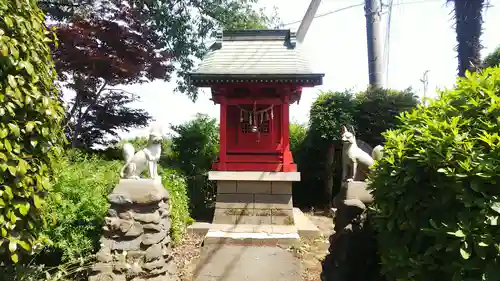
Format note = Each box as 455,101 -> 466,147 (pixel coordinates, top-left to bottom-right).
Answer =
192,244 -> 301,281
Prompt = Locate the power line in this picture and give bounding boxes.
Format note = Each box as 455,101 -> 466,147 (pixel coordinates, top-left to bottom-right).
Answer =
282,0 -> 442,26
283,3 -> 364,26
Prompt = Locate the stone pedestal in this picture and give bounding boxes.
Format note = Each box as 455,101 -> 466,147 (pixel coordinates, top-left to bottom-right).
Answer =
89,179 -> 179,281
210,172 -> 299,226
322,180 -> 380,281
333,180 -> 373,208
203,171 -> 301,245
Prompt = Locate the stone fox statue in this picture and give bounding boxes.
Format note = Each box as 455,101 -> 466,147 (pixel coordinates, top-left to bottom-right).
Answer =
341,125 -> 383,182
119,124 -> 163,180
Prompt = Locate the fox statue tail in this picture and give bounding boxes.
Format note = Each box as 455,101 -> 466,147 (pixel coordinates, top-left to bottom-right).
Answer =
372,145 -> 384,161
119,143 -> 135,178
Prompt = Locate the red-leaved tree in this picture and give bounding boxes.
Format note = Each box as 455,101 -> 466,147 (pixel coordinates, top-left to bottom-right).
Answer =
39,0 -> 280,149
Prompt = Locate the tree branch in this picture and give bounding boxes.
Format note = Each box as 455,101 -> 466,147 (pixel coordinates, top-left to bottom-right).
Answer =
104,88 -> 137,97
38,0 -> 91,7
70,79 -> 108,148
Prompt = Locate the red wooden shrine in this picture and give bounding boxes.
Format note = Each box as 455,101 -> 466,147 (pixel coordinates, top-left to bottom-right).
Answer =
189,30 -> 324,172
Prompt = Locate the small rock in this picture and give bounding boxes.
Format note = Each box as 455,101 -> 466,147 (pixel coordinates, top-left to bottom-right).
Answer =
134,211 -> 161,224
158,208 -> 169,218
124,222 -> 144,237
132,273 -> 178,281
119,220 -> 133,233
149,261 -> 176,275
96,247 -> 112,263
160,234 -> 172,245
143,223 -> 162,232
89,272 -> 121,281
126,250 -> 145,259
158,200 -> 169,210
108,209 -> 118,217
142,229 -> 167,245
143,218 -> 170,232
105,217 -> 121,230
145,244 -> 163,261
114,262 -> 130,272
119,211 -> 134,220
130,262 -> 143,275
142,257 -> 165,271
100,238 -> 113,249
165,261 -> 178,275
92,263 -> 113,273
108,194 -> 134,205
105,236 -> 142,251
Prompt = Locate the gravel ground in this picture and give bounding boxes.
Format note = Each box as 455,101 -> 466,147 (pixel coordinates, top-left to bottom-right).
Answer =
172,233 -> 205,281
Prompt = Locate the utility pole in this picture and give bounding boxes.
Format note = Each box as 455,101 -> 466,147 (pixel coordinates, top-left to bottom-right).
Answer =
365,0 -> 384,88
296,0 -> 322,43
420,70 -> 429,106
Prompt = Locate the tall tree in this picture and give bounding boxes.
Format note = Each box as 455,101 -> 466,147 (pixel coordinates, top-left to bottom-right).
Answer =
482,45 -> 500,68
449,0 -> 487,76
39,0 -> 279,149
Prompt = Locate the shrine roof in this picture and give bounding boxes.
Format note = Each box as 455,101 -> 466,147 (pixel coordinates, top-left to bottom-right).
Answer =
189,29 -> 324,87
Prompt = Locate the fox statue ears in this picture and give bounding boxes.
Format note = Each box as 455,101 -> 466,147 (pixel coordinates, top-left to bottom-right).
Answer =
341,125 -> 356,135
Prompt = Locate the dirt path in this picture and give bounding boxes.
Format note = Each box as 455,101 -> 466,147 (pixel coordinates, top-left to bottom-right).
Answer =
293,210 -> 334,281
173,210 -> 334,281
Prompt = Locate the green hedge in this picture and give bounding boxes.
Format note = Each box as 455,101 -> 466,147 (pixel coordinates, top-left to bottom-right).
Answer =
0,0 -> 66,263
161,168 -> 192,244
293,88 -> 418,207
169,114 -> 219,220
370,68 -> 500,281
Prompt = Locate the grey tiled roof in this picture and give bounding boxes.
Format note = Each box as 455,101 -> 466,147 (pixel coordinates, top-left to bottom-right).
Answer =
189,30 -> 324,86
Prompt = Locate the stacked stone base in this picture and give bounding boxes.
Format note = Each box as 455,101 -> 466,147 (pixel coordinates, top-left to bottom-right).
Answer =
321,181 -> 381,281
207,172 -> 300,245
89,179 -> 179,281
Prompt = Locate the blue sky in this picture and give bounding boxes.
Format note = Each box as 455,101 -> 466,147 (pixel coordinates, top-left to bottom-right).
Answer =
119,0 -> 500,139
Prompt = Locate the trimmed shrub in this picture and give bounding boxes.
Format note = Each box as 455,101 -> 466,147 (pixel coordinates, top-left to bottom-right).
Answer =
370,68 -> 500,281
161,168 -> 192,244
354,87 -> 418,146
169,113 -> 219,220
294,89 -> 418,207
0,0 -> 66,263
293,91 -> 356,207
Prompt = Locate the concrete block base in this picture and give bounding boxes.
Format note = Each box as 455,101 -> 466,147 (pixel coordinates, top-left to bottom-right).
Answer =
188,172 -> 321,244
188,208 -> 321,240
210,172 -> 297,228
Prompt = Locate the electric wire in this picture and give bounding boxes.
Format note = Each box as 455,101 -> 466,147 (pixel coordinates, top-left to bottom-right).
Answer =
282,0 -> 443,26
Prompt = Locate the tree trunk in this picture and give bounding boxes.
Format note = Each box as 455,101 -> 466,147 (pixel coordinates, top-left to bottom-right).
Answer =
452,0 -> 485,77
69,80 -> 108,149
324,144 -> 335,206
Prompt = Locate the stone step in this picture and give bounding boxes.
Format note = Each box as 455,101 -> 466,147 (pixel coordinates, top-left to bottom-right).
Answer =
187,209 -> 322,239
204,229 -> 300,246
292,208 -> 321,239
